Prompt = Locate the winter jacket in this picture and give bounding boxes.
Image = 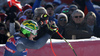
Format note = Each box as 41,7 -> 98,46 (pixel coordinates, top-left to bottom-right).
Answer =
64,21 -> 93,39
85,0 -> 100,27
4,33 -> 51,56
32,0 -> 41,14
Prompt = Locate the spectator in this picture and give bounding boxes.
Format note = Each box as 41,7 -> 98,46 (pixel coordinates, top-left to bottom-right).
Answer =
45,4 -> 58,24
57,13 -> 68,33
52,0 -> 61,10
52,13 -> 68,39
0,23 -> 9,44
19,4 -> 33,24
85,0 -> 100,27
0,12 -> 7,23
54,4 -> 68,14
67,4 -> 78,22
85,11 -> 100,37
33,7 -> 47,22
54,4 -> 68,19
64,9 -> 93,39
68,4 -> 78,16
61,6 -> 69,15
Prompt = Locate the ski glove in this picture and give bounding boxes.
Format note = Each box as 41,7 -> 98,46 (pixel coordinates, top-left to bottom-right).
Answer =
47,21 -> 58,36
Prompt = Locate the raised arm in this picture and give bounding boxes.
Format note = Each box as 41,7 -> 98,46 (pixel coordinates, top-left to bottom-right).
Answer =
32,0 -> 42,13
85,0 -> 100,27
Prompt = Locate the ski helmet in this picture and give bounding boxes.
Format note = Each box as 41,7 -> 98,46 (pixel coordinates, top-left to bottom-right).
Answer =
20,20 -> 39,37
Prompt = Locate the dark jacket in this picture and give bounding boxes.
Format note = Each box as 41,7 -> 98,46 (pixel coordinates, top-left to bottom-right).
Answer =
64,21 -> 93,39
85,0 -> 100,27
93,25 -> 100,37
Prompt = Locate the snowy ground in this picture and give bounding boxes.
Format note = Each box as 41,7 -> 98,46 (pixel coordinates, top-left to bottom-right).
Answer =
0,36 -> 100,46
46,36 -> 100,43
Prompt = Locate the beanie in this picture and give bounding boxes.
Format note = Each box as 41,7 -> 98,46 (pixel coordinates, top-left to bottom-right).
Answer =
54,5 -> 68,14
61,5 -> 69,13
45,4 -> 54,10
34,7 -> 47,17
22,4 -> 32,14
0,13 -> 7,22
58,13 -> 68,22
53,0 -> 61,5
69,4 -> 78,10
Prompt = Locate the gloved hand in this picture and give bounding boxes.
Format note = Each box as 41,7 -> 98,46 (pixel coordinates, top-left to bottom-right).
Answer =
38,14 -> 49,27
47,21 -> 58,36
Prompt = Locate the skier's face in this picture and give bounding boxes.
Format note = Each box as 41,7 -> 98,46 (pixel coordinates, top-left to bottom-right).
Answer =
29,33 -> 37,40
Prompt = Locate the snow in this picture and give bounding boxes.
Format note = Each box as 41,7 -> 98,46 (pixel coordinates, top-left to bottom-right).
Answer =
46,36 -> 100,43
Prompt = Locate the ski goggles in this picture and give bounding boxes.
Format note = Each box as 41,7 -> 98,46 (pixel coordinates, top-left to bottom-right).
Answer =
21,24 -> 38,35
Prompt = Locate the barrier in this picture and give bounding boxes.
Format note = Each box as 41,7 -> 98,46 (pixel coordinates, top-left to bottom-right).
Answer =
0,37 -> 100,56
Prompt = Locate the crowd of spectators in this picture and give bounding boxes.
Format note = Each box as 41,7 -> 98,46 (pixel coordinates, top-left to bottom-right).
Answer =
0,0 -> 100,44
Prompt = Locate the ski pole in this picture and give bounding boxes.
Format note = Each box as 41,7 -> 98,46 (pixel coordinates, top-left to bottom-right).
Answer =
50,37 -> 57,56
56,32 -> 77,56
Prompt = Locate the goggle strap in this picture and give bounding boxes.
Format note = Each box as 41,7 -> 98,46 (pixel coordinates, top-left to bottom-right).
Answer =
21,24 -> 37,35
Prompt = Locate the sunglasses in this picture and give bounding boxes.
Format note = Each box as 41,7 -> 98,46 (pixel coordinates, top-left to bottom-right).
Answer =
0,27 -> 6,30
59,18 -> 66,21
62,10 -> 69,13
74,16 -> 83,18
21,24 -> 38,35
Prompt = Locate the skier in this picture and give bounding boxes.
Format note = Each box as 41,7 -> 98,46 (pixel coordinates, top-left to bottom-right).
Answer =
4,20 -> 57,56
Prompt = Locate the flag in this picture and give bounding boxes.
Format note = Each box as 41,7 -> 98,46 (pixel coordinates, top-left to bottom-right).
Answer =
7,0 -> 22,11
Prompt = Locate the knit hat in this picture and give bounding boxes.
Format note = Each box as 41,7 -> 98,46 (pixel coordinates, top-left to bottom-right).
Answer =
45,4 -> 54,10
53,0 -> 61,5
61,5 -> 69,13
34,7 -> 47,17
0,12 -> 7,22
69,4 -> 78,10
54,5 -> 67,14
22,4 -> 32,14
16,11 -> 22,17
58,13 -> 68,22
